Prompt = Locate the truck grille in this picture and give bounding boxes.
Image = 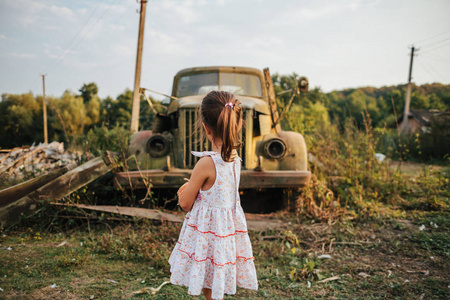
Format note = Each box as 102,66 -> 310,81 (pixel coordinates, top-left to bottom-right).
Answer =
183,108 -> 246,168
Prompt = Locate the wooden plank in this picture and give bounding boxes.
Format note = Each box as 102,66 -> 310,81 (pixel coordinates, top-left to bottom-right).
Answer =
49,203 -> 286,231
0,162 -> 77,208
0,154 -> 115,228
51,203 -> 184,223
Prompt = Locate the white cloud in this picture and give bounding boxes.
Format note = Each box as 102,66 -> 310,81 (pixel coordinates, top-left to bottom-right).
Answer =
288,4 -> 343,22
348,0 -> 381,10
146,29 -> 193,56
152,0 -> 202,24
5,0 -> 45,28
48,5 -> 75,20
111,44 -> 134,57
9,52 -> 36,59
99,2 -> 127,14
109,24 -> 126,33
44,45 -> 76,60
78,8 -> 88,15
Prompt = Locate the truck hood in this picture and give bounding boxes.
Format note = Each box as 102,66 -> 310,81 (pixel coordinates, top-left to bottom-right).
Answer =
167,95 -> 270,115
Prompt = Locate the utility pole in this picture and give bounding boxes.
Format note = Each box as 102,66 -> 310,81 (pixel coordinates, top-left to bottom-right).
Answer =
130,0 -> 147,132
41,74 -> 48,144
402,46 -> 416,133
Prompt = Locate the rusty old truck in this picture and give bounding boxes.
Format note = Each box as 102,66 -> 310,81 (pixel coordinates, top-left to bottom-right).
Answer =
115,66 -> 311,212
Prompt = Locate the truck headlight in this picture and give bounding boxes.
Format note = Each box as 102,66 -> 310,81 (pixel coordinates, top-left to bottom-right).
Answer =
146,135 -> 170,157
264,138 -> 287,159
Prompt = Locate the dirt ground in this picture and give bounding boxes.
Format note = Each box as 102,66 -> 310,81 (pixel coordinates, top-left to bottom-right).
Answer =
0,210 -> 448,299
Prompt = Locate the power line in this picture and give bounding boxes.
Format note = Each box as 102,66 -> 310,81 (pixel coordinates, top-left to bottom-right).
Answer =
418,58 -> 445,82
44,0 -> 105,74
420,36 -> 450,48
421,41 -> 450,54
415,29 -> 450,44
421,53 -> 450,64
418,59 -> 437,82
44,0 -> 118,75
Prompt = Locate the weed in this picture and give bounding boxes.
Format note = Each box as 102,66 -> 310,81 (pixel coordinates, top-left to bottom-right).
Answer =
409,231 -> 450,256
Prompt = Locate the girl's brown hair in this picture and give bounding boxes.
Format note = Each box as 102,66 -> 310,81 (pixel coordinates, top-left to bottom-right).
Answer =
200,91 -> 243,162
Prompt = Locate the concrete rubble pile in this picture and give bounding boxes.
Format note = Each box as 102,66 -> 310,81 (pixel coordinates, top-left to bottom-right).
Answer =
0,142 -> 78,181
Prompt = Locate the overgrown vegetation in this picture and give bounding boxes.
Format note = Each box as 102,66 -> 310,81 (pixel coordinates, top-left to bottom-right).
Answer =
1,76 -> 449,299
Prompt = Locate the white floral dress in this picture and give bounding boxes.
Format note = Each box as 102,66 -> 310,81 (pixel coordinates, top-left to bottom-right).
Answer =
169,151 -> 258,299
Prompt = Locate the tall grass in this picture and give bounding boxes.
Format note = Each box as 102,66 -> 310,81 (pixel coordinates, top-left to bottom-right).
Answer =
297,116 -> 407,222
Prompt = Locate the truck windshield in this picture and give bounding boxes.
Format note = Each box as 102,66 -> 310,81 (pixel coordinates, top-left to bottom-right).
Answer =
176,72 -> 263,98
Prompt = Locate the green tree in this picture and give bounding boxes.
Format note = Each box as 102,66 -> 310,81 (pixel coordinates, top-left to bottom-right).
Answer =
50,90 -> 87,140
79,82 -> 98,103
0,93 -> 43,147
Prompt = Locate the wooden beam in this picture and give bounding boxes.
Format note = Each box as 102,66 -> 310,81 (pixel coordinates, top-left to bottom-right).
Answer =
51,203 -> 184,223
49,203 -> 286,231
0,162 -> 77,208
0,154 -> 115,228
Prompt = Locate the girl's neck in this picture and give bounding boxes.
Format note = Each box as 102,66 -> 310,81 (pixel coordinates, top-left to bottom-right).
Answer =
211,140 -> 222,153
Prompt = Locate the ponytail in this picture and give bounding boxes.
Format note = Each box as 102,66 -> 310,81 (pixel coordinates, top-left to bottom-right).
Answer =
200,91 -> 243,162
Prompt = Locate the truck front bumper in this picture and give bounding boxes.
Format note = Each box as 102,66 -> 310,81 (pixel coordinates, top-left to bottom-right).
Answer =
115,169 -> 311,189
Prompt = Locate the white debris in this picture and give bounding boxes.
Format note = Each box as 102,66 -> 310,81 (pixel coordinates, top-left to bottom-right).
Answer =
430,222 -> 438,228
0,143 -> 78,182
107,279 -> 119,284
307,281 -> 311,288
56,241 -> 67,247
275,268 -> 279,276
6,247 -> 12,251
405,279 -> 410,283
0,287 -> 3,292
50,284 -> 58,288
358,272 -> 371,278
387,270 -> 392,277
419,225 -> 426,231
375,153 -> 386,163
80,242 -> 84,247
318,254 -> 332,259
430,256 -> 435,260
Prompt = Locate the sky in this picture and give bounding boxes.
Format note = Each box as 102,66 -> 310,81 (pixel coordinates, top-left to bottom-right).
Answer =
0,0 -> 450,100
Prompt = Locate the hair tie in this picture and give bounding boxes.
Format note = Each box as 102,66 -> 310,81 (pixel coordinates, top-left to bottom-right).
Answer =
224,102 -> 234,109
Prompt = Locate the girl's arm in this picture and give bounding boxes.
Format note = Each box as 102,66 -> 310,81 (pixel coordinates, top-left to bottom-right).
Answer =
178,157 -> 215,212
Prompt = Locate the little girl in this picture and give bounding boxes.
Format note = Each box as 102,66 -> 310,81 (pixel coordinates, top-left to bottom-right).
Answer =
168,91 -> 258,300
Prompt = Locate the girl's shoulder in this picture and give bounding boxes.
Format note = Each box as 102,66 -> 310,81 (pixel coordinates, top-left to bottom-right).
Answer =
191,151 -> 218,158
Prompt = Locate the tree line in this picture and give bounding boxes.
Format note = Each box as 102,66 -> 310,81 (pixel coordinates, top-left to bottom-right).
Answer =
272,73 -> 450,134
1,77 -> 449,156
0,83 -> 161,148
